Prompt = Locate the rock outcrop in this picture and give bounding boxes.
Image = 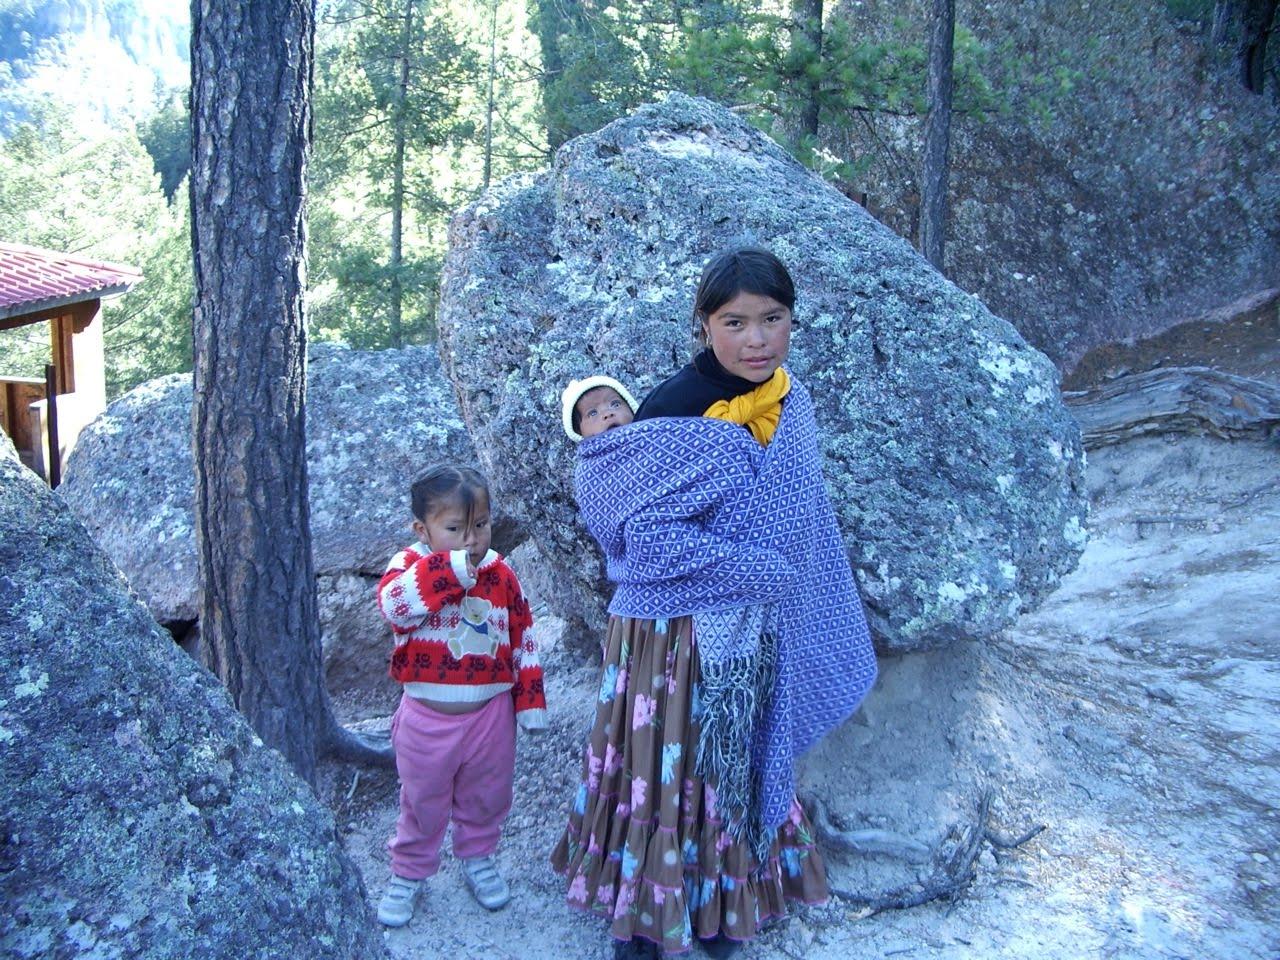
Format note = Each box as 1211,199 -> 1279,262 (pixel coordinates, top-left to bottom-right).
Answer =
438,93 -> 1088,654
0,431 -> 386,959
829,0 -> 1280,372
59,343 -> 503,707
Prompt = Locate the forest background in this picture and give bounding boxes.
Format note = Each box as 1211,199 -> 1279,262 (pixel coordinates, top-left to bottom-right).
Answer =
0,0 -> 1276,397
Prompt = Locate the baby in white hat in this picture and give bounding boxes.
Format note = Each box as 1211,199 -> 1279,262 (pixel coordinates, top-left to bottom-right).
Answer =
561,376 -> 640,441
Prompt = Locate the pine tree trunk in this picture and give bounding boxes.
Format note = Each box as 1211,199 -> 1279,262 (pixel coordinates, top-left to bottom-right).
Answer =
1212,0 -> 1236,46
792,0 -> 824,142
1239,0 -> 1278,93
388,0 -> 414,349
483,0 -> 498,188
919,0 -> 955,272
190,0 -> 327,783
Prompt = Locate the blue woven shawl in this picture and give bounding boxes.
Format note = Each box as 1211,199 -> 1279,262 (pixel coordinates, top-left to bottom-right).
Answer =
574,377 -> 878,847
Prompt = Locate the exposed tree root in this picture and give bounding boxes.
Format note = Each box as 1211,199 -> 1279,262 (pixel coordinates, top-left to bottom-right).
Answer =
820,791 -> 1047,918
322,719 -> 395,767
985,822 -> 1046,851
809,795 -> 932,863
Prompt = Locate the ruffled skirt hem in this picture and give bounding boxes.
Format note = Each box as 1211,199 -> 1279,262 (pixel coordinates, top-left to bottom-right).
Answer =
550,615 -> 828,953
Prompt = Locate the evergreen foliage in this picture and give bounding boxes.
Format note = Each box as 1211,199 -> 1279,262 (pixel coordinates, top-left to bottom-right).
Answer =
310,0 -> 533,348
313,0 -> 476,347
527,0 -> 999,182
137,89 -> 190,202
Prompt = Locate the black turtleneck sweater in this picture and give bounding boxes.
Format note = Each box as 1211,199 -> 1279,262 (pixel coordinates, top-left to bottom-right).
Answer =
634,349 -> 766,420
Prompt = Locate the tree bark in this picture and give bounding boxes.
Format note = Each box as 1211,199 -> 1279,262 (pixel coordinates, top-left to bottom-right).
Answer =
1239,0 -> 1279,93
791,0 -> 824,143
919,0 -> 955,271
387,0 -> 414,349
484,0 -> 498,188
1212,0 -> 1236,46
190,0 -> 328,783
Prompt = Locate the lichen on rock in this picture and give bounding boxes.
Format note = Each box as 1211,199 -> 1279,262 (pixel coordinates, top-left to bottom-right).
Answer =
0,431 -> 386,958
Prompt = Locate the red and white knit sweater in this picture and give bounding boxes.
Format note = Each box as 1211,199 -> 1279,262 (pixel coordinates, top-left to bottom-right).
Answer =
377,544 -> 547,729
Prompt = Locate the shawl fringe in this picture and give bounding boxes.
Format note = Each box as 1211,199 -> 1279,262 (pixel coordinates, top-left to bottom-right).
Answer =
694,612 -> 779,862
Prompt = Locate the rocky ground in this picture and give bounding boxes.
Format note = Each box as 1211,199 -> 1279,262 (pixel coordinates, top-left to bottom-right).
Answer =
318,315 -> 1279,960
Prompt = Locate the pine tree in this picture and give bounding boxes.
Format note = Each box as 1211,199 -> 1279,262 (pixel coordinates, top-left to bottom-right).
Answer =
311,0 -> 477,348
191,0 -> 389,782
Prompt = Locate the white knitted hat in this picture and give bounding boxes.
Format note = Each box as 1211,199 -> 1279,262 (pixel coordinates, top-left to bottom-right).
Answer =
561,375 -> 639,441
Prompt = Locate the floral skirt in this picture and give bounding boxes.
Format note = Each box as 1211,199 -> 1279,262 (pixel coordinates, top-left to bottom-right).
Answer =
550,615 -> 827,953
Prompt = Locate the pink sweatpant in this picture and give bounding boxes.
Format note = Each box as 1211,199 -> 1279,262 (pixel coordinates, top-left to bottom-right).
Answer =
387,692 -> 516,880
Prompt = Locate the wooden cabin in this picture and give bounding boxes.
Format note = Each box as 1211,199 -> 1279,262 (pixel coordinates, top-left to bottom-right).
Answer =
0,242 -> 141,484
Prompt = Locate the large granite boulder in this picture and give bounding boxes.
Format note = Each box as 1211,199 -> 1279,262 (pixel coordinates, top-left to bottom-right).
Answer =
0,431 -> 386,959
60,343 -> 507,709
438,93 -> 1088,654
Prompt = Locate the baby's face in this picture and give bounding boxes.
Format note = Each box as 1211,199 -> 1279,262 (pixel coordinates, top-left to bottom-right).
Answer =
576,386 -> 634,438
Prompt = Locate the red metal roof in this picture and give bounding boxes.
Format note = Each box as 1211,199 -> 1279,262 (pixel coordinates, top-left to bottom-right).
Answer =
0,242 -> 142,323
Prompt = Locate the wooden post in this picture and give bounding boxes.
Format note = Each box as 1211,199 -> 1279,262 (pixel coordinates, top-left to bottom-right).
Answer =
44,363 -> 60,488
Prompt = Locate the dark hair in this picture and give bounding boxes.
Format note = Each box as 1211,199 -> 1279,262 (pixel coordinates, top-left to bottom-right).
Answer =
693,246 -> 796,339
410,464 -> 490,523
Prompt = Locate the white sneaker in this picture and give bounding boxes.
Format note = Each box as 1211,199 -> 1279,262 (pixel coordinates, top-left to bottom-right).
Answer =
461,855 -> 510,910
377,874 -> 422,927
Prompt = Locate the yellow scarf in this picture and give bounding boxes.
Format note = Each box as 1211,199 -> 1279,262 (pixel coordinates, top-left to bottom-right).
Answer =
702,367 -> 791,445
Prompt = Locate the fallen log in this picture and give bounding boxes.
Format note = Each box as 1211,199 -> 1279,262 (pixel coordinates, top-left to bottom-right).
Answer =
1063,367 -> 1280,449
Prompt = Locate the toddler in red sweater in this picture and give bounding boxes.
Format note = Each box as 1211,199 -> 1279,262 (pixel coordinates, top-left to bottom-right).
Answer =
375,464 -> 547,927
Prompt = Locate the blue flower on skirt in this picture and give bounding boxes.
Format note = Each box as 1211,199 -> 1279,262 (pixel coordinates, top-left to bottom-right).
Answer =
682,837 -> 697,865
684,875 -> 701,910
621,844 -> 639,881
781,846 -> 802,877
573,783 -> 588,816
599,663 -> 618,703
661,742 -> 682,784
655,618 -> 669,635
699,877 -> 717,906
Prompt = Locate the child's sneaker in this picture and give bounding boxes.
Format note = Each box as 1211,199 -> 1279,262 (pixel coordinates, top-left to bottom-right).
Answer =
377,874 -> 422,927
460,855 -> 510,910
